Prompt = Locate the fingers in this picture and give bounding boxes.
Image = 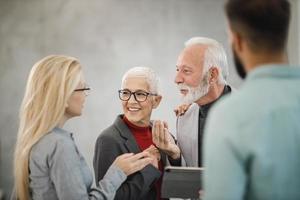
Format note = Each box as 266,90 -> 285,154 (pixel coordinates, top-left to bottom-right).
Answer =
117,152 -> 148,164
144,145 -> 157,153
152,120 -> 163,147
158,121 -> 165,144
163,127 -> 169,145
132,151 -> 150,159
178,105 -> 186,116
162,121 -> 170,145
152,120 -> 159,145
126,157 -> 153,175
127,151 -> 161,174
174,107 -> 184,116
152,120 -> 173,151
116,153 -> 134,160
163,121 -> 168,129
174,108 -> 180,116
146,146 -> 159,157
174,104 -> 191,116
135,157 -> 153,169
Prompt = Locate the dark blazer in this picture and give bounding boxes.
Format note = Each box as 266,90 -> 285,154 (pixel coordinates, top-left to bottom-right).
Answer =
93,115 -> 180,200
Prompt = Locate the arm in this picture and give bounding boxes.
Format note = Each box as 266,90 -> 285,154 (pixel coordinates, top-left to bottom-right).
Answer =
93,132 -> 161,200
203,107 -> 246,200
48,138 -> 120,200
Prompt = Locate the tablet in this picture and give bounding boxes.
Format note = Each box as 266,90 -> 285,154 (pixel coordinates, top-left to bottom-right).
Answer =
161,166 -> 203,199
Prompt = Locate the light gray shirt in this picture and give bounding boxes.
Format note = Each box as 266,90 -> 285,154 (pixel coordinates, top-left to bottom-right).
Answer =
29,127 -> 126,200
177,103 -> 199,167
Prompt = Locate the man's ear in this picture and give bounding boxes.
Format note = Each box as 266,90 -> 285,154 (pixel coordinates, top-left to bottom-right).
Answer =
227,21 -> 234,46
152,95 -> 162,109
208,67 -> 219,84
231,30 -> 243,53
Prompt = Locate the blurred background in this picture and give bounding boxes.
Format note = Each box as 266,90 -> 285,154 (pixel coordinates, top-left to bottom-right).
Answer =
0,0 -> 299,199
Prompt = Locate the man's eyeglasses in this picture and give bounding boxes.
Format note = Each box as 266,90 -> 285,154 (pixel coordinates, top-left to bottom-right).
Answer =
74,86 -> 91,96
118,89 -> 157,102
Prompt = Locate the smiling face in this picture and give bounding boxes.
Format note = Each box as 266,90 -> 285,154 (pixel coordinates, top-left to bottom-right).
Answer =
175,45 -> 210,104
121,76 -> 161,127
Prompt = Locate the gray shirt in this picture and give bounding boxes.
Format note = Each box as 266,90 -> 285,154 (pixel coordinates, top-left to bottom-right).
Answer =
29,127 -> 126,200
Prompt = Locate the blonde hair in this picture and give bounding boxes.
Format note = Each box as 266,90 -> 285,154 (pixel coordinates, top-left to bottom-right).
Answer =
13,55 -> 82,200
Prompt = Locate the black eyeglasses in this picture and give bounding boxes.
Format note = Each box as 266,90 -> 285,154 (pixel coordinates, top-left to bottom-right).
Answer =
118,89 -> 157,102
74,86 -> 91,96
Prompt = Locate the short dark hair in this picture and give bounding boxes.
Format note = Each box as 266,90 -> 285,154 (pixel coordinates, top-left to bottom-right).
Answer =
225,0 -> 290,52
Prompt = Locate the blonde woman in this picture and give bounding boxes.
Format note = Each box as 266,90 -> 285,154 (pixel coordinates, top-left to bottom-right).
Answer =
13,55 -> 152,200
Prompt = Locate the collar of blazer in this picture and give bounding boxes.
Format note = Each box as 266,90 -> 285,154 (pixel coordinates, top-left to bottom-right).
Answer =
114,114 -> 143,154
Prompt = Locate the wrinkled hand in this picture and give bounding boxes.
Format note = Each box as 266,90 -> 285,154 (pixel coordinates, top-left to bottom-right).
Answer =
113,151 -> 153,176
174,103 -> 191,116
143,145 -> 160,168
152,120 -> 180,159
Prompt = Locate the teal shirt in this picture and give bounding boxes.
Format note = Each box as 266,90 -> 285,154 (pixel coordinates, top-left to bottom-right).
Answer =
203,65 -> 300,200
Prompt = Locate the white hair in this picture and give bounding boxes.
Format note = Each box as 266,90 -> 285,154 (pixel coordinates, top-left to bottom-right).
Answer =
185,37 -> 229,84
121,66 -> 161,95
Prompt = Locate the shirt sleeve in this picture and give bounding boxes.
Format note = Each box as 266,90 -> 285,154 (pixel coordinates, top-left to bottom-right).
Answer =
203,106 -> 247,200
49,138 -> 125,200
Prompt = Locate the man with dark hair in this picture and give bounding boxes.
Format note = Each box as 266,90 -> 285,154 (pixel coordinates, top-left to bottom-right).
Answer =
203,0 -> 300,199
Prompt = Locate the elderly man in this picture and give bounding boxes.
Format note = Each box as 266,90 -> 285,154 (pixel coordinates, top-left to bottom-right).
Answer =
93,67 -> 180,200
203,0 -> 300,199
174,37 -> 232,167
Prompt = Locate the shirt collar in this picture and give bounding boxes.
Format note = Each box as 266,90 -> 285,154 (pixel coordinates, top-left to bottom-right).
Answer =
53,126 -> 74,139
199,85 -> 232,117
246,64 -> 300,81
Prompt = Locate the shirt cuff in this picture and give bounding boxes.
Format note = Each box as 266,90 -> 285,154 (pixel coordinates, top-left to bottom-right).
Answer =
100,164 -> 127,190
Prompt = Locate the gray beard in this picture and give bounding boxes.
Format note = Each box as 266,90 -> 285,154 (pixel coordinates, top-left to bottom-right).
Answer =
178,74 -> 210,104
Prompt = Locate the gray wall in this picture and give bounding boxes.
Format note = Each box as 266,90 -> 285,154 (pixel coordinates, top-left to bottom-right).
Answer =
0,0 -> 299,198
288,0 -> 300,64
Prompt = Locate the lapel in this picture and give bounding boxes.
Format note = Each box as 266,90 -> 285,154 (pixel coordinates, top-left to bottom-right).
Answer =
114,115 -> 141,153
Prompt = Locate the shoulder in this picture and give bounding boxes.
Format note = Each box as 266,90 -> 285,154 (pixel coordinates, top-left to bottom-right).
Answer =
35,128 -> 72,148
205,83 -> 268,143
95,119 -> 126,147
210,91 -> 241,117
30,128 -> 75,162
207,89 -> 249,133
97,123 -> 120,142
99,115 -> 129,138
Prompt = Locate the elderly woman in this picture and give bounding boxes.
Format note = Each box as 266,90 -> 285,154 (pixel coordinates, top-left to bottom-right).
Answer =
13,56 -> 152,200
93,67 -> 181,200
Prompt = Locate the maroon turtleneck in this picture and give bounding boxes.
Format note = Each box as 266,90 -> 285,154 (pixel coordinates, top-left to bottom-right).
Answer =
123,116 -> 163,200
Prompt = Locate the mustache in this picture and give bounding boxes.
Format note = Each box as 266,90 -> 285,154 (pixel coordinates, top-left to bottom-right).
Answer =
177,83 -> 191,91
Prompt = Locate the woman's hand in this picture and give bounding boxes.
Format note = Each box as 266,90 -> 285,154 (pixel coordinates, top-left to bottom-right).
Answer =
152,120 -> 181,159
113,151 -> 153,176
143,145 -> 160,169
